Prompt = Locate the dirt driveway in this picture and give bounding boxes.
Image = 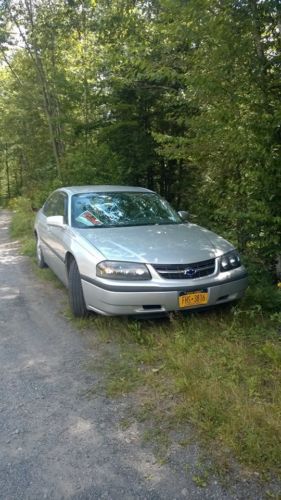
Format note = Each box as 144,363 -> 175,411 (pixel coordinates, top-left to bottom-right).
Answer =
0,210 -> 275,499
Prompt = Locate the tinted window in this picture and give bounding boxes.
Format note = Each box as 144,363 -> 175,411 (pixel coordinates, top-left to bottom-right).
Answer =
71,192 -> 181,228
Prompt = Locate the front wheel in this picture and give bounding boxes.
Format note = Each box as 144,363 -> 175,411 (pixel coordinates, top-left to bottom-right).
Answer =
68,260 -> 89,318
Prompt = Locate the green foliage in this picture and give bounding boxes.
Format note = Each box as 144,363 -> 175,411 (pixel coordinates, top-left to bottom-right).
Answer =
0,0 -> 280,279
88,309 -> 281,475
21,238 -> 36,257
243,278 -> 281,313
9,181 -> 281,477
29,178 -> 64,209
9,197 -> 35,239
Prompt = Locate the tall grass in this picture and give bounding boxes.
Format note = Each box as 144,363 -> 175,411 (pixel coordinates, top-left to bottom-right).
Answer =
9,197 -> 36,256
91,310 -> 281,476
9,197 -> 281,477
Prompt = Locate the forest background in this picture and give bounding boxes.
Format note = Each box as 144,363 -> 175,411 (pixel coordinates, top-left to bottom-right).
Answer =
1,0 -> 281,477
0,0 -> 280,287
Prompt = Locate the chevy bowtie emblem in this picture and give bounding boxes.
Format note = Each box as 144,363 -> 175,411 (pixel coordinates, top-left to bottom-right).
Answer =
183,268 -> 197,278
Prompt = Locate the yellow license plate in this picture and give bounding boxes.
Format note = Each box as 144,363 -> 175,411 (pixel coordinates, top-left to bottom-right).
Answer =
179,291 -> 209,308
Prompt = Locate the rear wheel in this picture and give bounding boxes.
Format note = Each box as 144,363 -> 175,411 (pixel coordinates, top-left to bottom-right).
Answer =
68,259 -> 89,318
36,236 -> 47,268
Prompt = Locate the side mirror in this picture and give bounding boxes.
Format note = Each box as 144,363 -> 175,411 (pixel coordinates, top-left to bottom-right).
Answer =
47,215 -> 66,228
178,210 -> 189,222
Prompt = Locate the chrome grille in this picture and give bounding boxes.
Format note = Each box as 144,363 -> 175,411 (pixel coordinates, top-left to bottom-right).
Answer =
153,258 -> 215,279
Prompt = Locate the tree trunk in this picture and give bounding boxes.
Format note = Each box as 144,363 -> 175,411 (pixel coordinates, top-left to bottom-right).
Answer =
248,0 -> 267,87
5,144 -> 11,199
7,0 -> 63,179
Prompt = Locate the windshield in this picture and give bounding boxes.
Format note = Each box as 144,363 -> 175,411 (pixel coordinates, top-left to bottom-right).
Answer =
71,191 -> 181,228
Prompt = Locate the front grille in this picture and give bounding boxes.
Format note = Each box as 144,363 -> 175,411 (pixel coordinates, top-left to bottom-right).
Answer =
153,258 -> 216,279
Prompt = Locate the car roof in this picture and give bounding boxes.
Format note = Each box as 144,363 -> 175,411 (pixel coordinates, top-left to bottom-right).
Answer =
58,185 -> 154,195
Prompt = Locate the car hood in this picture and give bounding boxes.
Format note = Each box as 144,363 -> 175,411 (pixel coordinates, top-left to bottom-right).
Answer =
77,223 -> 234,264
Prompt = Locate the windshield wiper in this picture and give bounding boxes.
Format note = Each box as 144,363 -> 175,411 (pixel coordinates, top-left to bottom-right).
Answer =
76,221 -> 180,229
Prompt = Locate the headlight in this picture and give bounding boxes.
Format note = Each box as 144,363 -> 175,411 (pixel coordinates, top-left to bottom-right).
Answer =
220,250 -> 241,272
96,261 -> 151,280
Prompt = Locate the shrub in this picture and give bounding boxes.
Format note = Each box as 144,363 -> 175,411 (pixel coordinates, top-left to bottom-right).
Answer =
9,197 -> 35,239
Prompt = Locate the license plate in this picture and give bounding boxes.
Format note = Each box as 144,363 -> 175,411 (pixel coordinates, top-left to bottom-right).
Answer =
178,290 -> 209,308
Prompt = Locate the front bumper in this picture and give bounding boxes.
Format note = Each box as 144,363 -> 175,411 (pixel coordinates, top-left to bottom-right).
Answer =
81,268 -> 248,316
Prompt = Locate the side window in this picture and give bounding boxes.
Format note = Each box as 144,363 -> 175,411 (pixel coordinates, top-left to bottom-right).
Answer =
43,192 -> 68,222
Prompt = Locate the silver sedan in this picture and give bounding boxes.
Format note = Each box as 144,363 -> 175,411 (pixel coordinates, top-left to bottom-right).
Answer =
34,185 -> 248,317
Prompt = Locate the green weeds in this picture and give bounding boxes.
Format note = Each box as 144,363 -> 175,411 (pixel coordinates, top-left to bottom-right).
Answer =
34,266 -> 65,289
9,197 -> 36,257
90,310 -> 281,476
9,197 -> 35,240
9,201 -> 281,477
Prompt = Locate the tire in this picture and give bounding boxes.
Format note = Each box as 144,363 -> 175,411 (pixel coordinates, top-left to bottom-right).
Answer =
68,259 -> 89,318
36,236 -> 47,268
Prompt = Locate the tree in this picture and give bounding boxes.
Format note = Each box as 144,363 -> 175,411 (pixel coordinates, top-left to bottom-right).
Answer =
0,0 -> 280,276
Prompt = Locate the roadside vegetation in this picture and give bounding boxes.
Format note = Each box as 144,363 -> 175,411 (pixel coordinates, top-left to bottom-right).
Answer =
0,0 -> 280,283
9,197 -> 36,256
89,310 -> 281,478
2,0 -> 280,484
9,198 -> 281,480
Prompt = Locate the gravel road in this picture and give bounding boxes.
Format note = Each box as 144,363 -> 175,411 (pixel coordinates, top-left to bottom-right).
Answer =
0,210 -> 277,500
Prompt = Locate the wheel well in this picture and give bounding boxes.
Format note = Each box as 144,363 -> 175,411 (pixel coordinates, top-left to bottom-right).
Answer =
65,252 -> 75,274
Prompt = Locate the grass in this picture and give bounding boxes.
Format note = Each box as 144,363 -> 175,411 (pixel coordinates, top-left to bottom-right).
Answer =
9,197 -> 35,239
9,198 -> 281,479
9,197 -> 36,256
88,310 -> 281,477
